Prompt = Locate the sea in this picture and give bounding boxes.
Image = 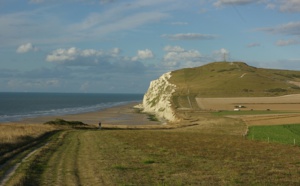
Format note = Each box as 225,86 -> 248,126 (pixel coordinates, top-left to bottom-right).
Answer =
0,92 -> 144,123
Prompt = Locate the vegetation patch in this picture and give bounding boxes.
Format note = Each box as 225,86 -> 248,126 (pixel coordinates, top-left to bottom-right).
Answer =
147,114 -> 158,121
44,119 -> 88,127
142,159 -> 155,164
247,124 -> 300,145
113,165 -> 130,171
266,88 -> 287,93
217,68 -> 238,72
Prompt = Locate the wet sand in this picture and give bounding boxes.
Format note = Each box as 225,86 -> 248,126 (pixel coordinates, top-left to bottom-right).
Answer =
5,102 -> 162,128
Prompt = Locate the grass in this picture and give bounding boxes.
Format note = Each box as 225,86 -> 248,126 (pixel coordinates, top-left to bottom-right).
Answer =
247,124 -> 300,145
2,110 -> 300,185
0,123 -> 56,154
147,114 -> 158,121
211,110 -> 291,117
44,118 -> 88,127
0,123 -> 56,144
169,61 -> 300,107
3,126 -> 300,185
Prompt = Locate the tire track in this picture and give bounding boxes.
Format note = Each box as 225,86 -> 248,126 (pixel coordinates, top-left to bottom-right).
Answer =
0,131 -> 60,186
41,131 -> 81,186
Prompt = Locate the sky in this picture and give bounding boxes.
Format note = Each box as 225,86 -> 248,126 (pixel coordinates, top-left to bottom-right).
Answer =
1,0 -> 300,93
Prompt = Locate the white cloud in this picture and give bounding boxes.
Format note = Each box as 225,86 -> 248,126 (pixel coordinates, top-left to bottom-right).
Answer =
67,3 -> 170,41
46,47 -> 80,62
111,48 -> 121,56
164,45 -> 185,52
45,47 -> 147,74
162,33 -> 217,40
162,45 -> 202,67
256,21 -> 300,36
46,47 -> 123,63
81,49 -> 101,57
213,0 -> 261,7
213,48 -> 230,61
16,43 -> 38,53
1,0 -> 173,47
213,0 -> 300,13
132,49 -> 154,61
279,0 -> 300,13
276,39 -> 300,46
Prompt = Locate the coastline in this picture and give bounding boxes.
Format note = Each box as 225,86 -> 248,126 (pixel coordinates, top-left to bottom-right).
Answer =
2,102 -> 162,128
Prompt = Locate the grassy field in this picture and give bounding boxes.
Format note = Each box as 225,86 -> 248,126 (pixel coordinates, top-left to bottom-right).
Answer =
248,124 -> 300,145
2,123 -> 300,185
0,123 -> 57,155
170,62 -> 300,99
169,62 -> 300,109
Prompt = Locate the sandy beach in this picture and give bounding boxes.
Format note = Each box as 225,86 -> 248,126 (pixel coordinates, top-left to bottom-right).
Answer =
3,102 -> 162,128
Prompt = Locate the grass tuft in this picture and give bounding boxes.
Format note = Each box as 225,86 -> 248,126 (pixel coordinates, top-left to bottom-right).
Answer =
143,160 -> 155,164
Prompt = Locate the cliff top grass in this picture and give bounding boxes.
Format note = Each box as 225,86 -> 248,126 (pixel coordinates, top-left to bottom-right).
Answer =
169,61 -> 300,98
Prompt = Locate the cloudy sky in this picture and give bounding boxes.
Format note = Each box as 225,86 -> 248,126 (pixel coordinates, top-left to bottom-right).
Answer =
1,0 -> 300,93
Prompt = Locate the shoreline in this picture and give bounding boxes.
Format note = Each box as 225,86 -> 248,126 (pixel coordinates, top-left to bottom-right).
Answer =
1,102 -> 162,128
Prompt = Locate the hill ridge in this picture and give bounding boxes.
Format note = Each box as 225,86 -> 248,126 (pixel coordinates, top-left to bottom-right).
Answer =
142,61 -> 300,122
169,61 -> 300,98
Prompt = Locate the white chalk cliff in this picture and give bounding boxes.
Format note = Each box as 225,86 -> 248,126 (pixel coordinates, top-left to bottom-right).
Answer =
142,72 -> 178,122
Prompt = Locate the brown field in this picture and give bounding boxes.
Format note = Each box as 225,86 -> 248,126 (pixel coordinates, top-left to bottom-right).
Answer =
232,113 -> 300,126
196,94 -> 300,111
196,94 -> 300,126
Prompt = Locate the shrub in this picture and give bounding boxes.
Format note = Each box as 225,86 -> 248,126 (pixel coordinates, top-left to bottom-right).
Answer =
266,88 -> 287,93
44,119 -> 87,126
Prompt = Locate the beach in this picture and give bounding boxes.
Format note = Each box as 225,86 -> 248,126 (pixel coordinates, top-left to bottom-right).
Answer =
5,102 -> 162,128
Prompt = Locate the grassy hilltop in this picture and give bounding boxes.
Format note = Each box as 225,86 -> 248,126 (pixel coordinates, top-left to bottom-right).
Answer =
169,61 -> 300,108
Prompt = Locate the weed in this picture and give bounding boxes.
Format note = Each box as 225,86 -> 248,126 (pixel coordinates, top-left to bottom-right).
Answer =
113,165 -> 129,171
148,114 -> 158,121
143,160 -> 155,164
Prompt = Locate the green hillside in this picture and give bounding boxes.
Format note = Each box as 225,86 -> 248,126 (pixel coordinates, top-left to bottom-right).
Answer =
169,61 -> 300,108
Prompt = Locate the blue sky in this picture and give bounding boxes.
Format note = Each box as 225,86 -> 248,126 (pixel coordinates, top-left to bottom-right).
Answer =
1,0 -> 300,93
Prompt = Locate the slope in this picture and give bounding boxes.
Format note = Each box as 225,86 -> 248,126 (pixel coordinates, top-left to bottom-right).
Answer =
169,61 -> 300,108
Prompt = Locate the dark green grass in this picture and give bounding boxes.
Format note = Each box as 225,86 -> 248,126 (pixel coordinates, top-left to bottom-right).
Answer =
247,124 -> 300,145
44,119 -> 88,127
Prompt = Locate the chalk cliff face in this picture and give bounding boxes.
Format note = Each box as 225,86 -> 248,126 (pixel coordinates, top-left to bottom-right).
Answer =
142,72 -> 178,122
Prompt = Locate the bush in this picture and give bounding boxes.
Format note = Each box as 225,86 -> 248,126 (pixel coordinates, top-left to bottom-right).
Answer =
266,88 -> 287,93
44,119 -> 87,126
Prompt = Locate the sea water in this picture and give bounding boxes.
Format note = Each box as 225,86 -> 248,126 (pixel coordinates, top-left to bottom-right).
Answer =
0,92 -> 143,123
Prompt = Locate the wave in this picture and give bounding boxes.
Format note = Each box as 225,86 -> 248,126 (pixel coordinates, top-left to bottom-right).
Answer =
0,101 -> 137,123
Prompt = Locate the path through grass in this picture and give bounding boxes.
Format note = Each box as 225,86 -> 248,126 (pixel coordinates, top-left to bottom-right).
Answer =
3,128 -> 300,185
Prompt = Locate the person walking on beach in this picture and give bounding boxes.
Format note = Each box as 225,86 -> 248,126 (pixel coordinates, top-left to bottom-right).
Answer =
98,121 -> 102,130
